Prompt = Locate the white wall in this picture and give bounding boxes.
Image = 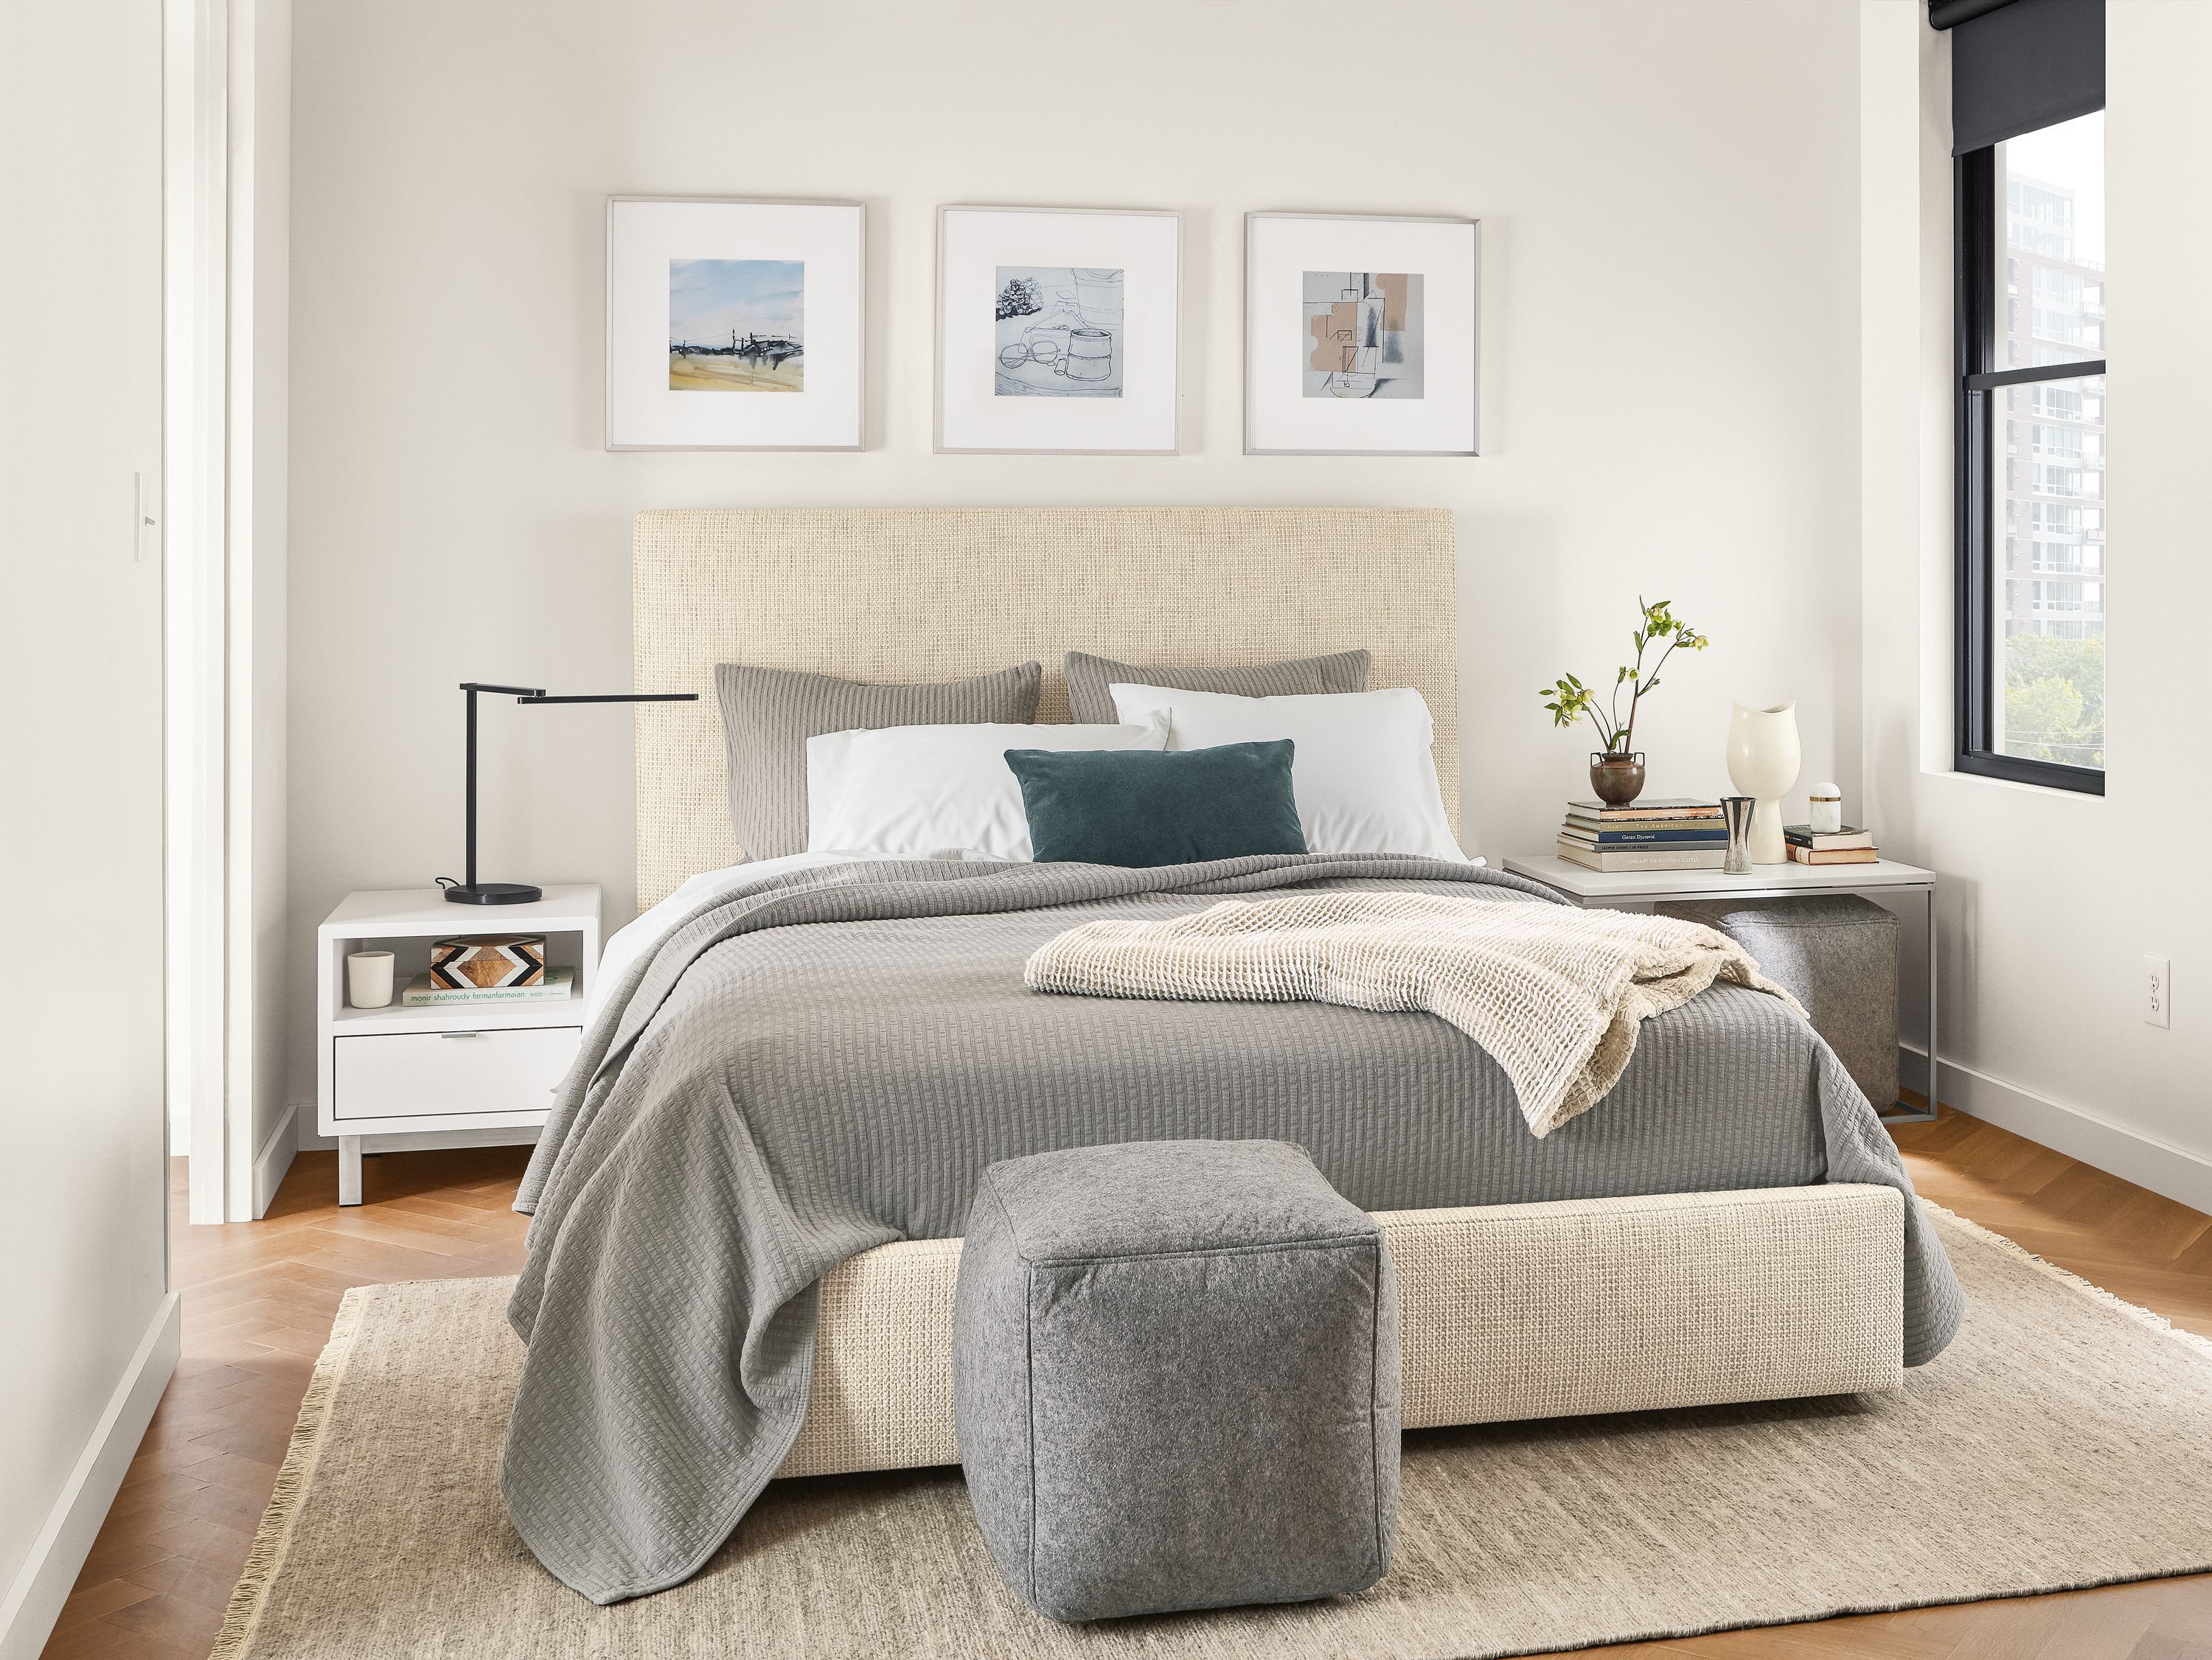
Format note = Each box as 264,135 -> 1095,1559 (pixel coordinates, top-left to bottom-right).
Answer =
1861,0 -> 2212,1207
285,0 -> 1867,1127
0,1 -> 176,1650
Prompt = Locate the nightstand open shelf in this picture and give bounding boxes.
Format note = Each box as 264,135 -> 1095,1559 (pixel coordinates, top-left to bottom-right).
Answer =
317,885 -> 601,1205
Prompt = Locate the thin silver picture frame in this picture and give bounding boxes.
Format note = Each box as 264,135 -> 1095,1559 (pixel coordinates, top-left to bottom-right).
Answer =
605,194 -> 866,453
1243,210 -> 1481,457
934,203 -> 1183,456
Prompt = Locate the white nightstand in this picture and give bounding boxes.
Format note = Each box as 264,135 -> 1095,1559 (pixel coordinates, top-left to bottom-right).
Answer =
1500,854 -> 1938,1123
317,886 -> 602,1206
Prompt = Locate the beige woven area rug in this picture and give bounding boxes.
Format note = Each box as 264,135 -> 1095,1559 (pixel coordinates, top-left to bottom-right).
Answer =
212,1207 -> 2212,1660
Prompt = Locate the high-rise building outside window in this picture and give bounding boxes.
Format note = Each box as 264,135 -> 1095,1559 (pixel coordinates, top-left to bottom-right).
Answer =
1994,113 -> 2105,771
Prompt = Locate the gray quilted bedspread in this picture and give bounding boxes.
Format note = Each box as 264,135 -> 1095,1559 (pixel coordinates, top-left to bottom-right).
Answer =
504,854 -> 1964,1604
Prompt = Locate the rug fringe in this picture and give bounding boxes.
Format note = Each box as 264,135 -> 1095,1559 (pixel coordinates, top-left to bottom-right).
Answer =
1921,1199 -> 2212,1364
209,1286 -> 372,1660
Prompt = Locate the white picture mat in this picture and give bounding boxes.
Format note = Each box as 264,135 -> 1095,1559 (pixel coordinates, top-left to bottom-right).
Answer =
606,198 -> 863,450
936,206 -> 1180,453
1245,214 -> 1478,455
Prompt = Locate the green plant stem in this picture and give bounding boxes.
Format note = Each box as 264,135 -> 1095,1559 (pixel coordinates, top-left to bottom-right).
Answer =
1621,635 -> 1682,753
1614,635 -> 1649,752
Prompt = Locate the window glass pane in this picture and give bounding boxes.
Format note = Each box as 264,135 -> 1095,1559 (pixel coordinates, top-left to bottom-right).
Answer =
1998,113 -> 2104,369
1989,111 -> 2104,773
1994,374 -> 2105,767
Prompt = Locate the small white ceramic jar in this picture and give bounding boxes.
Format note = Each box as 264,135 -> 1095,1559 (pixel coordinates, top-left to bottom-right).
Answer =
1808,782 -> 1844,836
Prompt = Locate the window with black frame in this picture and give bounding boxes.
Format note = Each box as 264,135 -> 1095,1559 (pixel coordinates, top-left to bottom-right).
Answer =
1937,0 -> 2107,792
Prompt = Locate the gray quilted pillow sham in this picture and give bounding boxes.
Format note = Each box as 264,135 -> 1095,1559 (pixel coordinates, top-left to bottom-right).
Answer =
1062,648 -> 1370,726
713,660 -> 1042,860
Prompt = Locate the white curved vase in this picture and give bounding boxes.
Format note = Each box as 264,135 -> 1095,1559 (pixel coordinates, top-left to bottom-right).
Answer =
1726,701 -> 1801,865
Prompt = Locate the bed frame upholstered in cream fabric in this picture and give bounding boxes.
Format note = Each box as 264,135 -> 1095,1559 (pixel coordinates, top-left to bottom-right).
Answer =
631,506 -> 1458,907
779,1184 -> 1905,1480
625,506 -> 1905,1487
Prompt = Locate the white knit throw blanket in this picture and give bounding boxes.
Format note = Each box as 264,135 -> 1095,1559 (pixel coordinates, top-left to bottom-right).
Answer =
1025,892 -> 1804,1138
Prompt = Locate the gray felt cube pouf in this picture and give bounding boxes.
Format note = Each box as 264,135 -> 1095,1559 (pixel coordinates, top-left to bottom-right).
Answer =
952,1140 -> 1400,1623
1659,894 -> 1900,1110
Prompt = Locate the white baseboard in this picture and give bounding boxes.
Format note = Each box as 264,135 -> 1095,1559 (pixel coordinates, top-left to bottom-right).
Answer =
294,1103 -> 332,1154
0,1294 -> 181,1660
251,1102 -> 296,1219
1902,1044 -> 2212,1217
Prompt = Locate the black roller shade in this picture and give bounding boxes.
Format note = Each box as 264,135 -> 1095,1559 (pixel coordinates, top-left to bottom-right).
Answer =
1930,0 -> 2014,27
1940,0 -> 2104,155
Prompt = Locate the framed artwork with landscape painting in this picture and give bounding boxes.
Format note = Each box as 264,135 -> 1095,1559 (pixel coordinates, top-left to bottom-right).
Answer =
605,196 -> 864,450
936,205 -> 1181,454
1244,212 -> 1479,456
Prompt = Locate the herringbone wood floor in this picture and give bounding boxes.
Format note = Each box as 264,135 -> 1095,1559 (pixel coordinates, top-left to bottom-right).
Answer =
39,1109 -> 2212,1660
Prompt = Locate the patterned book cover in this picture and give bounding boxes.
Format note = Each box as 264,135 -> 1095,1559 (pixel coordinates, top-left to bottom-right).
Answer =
428,933 -> 547,989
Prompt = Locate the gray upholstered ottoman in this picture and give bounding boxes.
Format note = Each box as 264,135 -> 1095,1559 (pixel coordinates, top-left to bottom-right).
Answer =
1659,894 -> 1900,1110
952,1140 -> 1399,1622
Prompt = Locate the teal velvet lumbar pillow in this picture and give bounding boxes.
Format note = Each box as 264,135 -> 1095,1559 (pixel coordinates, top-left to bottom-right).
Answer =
1002,740 -> 1309,866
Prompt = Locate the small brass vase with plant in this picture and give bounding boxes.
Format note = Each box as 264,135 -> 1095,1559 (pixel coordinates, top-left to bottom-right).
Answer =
1539,597 -> 1710,808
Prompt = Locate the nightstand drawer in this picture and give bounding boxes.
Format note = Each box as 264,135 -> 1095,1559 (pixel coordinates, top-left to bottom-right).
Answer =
333,1025 -> 581,1121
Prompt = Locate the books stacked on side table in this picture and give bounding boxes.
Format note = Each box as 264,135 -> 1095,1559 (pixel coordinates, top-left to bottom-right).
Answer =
1557,798 -> 1726,872
1784,824 -> 1879,865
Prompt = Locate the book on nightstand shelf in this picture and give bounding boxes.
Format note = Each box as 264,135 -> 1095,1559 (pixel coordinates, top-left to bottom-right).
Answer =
1557,798 -> 1725,871
1784,823 -> 1875,851
1557,840 -> 1728,871
401,966 -> 575,1006
1564,798 -> 1725,821
1784,823 -> 1879,865
1560,820 -> 1730,846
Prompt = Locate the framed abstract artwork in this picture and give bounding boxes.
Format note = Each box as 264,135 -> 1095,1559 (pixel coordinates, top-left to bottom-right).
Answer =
936,205 -> 1181,454
605,196 -> 864,450
1243,212 -> 1480,456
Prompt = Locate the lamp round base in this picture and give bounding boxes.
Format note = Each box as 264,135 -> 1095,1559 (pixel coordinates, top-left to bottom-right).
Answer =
442,882 -> 544,906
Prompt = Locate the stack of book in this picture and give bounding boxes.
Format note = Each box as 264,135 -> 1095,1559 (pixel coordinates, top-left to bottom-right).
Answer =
1784,824 -> 1879,865
1557,798 -> 1726,872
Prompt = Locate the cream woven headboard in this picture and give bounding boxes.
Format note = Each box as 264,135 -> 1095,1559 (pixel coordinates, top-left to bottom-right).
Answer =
633,506 -> 1457,908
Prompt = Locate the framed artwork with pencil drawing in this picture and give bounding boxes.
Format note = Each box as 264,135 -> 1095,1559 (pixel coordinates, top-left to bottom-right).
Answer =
936,205 -> 1181,454
1244,212 -> 1479,456
605,195 -> 865,450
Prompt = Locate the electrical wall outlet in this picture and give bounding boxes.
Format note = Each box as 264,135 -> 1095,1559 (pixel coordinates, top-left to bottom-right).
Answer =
2146,956 -> 2171,1029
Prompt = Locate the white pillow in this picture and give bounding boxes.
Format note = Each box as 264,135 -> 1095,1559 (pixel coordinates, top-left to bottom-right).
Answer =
807,718 -> 1169,860
1107,684 -> 1467,861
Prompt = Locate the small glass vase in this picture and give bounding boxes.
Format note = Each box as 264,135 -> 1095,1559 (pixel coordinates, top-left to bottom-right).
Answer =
1720,795 -> 1756,874
1588,751 -> 1646,807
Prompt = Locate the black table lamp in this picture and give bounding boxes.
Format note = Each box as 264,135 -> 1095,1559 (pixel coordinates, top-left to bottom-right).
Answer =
439,681 -> 698,905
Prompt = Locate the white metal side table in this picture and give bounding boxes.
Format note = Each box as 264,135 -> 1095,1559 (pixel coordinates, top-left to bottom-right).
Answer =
1500,855 -> 1938,1123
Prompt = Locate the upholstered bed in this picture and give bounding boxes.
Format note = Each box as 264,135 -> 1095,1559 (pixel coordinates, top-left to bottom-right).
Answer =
502,508 -> 1963,1605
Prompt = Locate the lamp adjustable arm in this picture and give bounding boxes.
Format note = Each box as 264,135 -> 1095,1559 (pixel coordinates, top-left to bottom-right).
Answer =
517,692 -> 697,704
446,682 -> 698,906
